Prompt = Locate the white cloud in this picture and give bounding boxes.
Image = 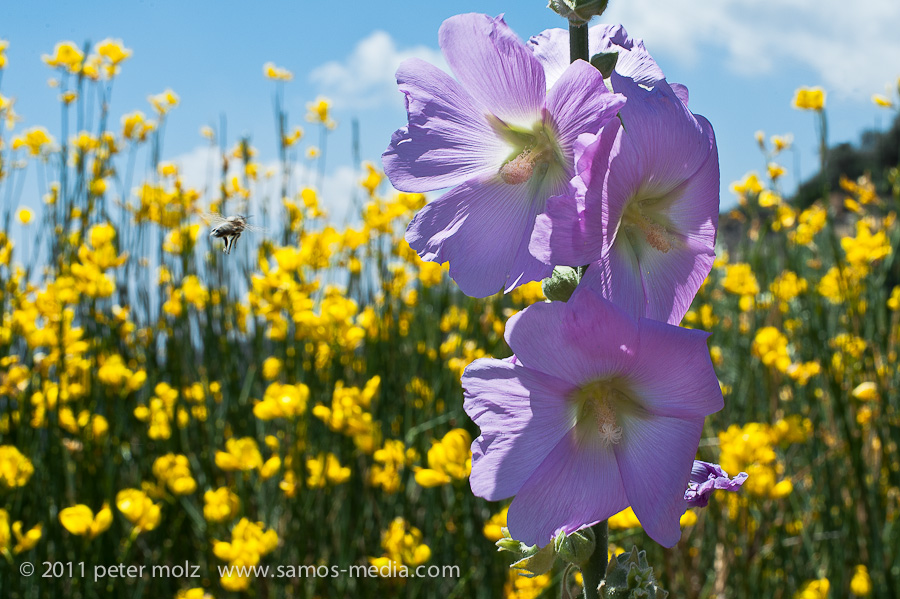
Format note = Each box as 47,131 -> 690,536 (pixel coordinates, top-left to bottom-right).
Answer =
603,0 -> 900,98
309,31 -> 446,109
169,145 -> 365,226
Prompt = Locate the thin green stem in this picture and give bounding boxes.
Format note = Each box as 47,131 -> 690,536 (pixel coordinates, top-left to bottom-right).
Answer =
581,520 -> 609,599
569,23 -> 589,63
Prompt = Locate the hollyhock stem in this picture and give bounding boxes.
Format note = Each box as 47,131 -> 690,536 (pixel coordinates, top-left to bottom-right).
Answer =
580,520 -> 608,599
569,23 -> 590,280
569,23 -> 589,63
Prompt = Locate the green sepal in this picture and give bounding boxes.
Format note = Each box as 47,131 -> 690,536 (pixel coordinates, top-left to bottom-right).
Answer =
542,265 -> 580,302
599,546 -> 669,599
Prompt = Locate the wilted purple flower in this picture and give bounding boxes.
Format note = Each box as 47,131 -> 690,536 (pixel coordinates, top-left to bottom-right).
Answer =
383,13 -> 625,298
462,287 -> 723,547
528,27 -> 719,325
684,460 -> 748,508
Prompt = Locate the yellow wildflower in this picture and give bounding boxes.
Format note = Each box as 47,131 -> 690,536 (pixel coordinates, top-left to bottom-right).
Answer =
59,503 -> 112,540
792,87 -> 825,111
483,506 -> 508,542
752,327 -> 792,373
213,519 -> 278,591
730,172 -> 763,201
888,286 -> 900,311
787,362 -> 820,385
96,38 -> 132,65
0,445 -> 34,488
851,565 -> 872,596
42,41 -> 84,73
16,207 -> 32,224
116,488 -> 162,533
771,134 -> 792,153
203,487 -> 241,523
152,454 -> 197,495
148,88 -> 180,115
852,382 -> 878,401
253,381 -> 309,420
261,356 -> 283,380
12,127 -> 55,156
842,220 -> 891,268
306,96 -> 334,125
414,428 -> 472,487
770,271 -> 807,305
872,94 -> 893,108
369,517 -> 431,573
306,452 -> 351,487
263,61 -> 293,81
0,510 -> 42,554
790,204 -> 827,245
767,163 -> 786,181
758,189 -> 781,207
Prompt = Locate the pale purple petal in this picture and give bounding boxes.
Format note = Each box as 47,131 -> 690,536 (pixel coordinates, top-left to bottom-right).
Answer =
440,14 -> 544,128
670,83 -> 689,107
529,24 -> 665,90
504,287 -> 638,382
383,58 -> 507,193
684,461 -> 748,508
507,428 -> 628,546
545,59 -> 626,157
599,24 -> 665,89
525,27 -> 569,91
529,126 -> 616,266
625,318 -> 724,419
615,415 -> 704,547
405,174 -> 554,297
584,239 -> 647,320
613,78 -> 711,198
662,117 -> 720,246
463,359 -> 578,501
638,239 -> 716,324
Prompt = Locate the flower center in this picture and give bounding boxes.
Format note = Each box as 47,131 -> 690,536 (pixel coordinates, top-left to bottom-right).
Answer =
499,148 -> 537,185
572,380 -> 629,447
489,115 -> 563,187
622,198 -> 676,253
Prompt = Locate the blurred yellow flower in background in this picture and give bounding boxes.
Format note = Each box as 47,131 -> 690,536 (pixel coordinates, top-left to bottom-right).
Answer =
0,445 -> 34,489
116,489 -> 162,533
59,503 -> 112,540
42,41 -> 83,73
792,86 -> 825,111
263,61 -> 293,81
16,207 -> 32,224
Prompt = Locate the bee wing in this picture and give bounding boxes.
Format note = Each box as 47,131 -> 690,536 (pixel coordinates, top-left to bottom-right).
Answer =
242,223 -> 267,233
199,211 -> 229,226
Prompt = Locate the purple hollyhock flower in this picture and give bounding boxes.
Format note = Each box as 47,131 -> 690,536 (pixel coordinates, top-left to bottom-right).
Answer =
528,29 -> 719,325
684,460 -> 748,508
383,13 -> 625,298
462,287 -> 723,548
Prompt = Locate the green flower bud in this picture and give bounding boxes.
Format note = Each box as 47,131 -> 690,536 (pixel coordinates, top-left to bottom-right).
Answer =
599,547 -> 669,599
548,0 -> 610,25
554,528 -> 596,566
542,266 -> 580,302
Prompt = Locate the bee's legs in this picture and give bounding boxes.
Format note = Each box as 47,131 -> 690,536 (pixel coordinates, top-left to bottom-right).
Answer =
232,232 -> 242,254
223,236 -> 231,254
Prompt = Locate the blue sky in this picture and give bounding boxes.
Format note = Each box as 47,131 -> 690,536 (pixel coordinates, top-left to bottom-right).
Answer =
2,0 -> 898,219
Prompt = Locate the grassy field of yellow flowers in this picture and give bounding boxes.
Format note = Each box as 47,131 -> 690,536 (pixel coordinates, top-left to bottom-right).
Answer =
0,39 -> 898,599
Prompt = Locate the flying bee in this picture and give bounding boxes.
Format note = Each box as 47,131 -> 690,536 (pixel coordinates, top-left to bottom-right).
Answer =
200,212 -> 266,255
